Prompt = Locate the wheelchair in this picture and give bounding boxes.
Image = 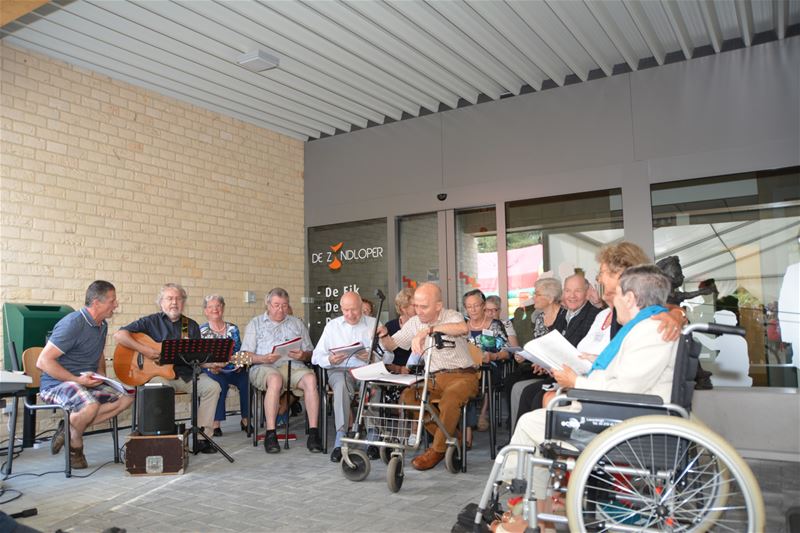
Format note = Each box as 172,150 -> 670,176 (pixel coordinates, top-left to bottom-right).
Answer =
471,323 -> 765,532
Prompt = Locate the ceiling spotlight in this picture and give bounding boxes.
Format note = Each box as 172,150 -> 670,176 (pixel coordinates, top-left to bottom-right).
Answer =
236,49 -> 280,72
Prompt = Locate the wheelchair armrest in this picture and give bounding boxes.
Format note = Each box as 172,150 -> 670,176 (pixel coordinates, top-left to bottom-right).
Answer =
684,323 -> 745,337
562,388 -> 664,406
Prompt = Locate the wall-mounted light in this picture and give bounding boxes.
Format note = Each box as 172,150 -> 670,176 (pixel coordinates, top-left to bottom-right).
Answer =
236,49 -> 280,72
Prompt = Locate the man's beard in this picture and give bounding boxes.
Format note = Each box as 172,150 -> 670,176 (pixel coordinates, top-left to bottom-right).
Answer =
165,308 -> 182,321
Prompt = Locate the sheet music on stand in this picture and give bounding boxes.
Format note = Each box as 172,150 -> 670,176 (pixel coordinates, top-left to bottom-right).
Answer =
160,338 -> 233,366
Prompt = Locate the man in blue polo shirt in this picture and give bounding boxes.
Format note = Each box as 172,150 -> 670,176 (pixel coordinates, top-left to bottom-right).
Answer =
37,280 -> 133,469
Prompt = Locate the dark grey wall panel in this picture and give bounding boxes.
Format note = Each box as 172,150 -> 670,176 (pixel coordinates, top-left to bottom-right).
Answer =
304,114 -> 442,209
441,74 -> 634,189
631,37 -> 800,164
305,38 -> 799,232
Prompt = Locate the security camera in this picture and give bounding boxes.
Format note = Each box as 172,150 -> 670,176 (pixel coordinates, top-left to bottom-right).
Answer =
437,193 -> 447,201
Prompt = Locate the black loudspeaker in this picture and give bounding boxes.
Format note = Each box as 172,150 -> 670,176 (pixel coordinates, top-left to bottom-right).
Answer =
136,384 -> 176,436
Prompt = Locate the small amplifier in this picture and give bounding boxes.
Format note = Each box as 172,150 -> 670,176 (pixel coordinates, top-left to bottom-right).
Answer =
125,431 -> 188,476
136,384 -> 176,436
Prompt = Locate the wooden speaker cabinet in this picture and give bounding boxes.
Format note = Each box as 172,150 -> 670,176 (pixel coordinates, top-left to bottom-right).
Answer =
125,431 -> 188,476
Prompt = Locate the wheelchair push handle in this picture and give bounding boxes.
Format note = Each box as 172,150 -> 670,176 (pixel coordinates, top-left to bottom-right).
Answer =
683,323 -> 746,337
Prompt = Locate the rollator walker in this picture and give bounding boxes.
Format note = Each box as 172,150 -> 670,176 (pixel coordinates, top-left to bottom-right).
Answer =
340,333 -> 467,492
468,323 -> 765,532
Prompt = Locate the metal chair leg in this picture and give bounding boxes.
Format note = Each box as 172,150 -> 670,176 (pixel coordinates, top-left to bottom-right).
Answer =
488,373 -> 496,460
131,389 -> 138,433
319,369 -> 328,454
252,387 -> 262,447
461,403 -> 468,473
63,410 -> 71,478
112,415 -> 120,463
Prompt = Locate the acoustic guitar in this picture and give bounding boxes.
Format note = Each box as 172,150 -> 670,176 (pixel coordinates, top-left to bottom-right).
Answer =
113,333 -> 174,387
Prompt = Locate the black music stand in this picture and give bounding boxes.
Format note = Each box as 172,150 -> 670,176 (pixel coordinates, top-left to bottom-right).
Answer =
160,338 -> 235,462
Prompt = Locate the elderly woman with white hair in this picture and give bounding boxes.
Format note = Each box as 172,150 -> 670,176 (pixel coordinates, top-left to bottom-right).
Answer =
200,295 -> 249,436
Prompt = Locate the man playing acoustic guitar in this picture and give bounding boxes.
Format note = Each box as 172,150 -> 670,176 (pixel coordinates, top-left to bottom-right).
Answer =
114,283 -> 221,453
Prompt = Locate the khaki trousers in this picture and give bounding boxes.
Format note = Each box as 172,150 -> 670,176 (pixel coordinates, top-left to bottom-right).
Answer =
401,371 -> 479,453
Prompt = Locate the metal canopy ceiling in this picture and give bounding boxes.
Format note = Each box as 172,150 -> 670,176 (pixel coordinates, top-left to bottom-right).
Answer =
2,0 -> 799,141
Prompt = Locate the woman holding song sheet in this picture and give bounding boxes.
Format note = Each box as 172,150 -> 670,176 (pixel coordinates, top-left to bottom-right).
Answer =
504,277 -> 565,430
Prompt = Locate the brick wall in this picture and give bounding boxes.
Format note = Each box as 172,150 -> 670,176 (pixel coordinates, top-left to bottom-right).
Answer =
0,44 -> 305,437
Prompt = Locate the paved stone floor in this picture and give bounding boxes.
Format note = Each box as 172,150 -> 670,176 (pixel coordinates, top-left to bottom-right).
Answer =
2,417 -> 798,532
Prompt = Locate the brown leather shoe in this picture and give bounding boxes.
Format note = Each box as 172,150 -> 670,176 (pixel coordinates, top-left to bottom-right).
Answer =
51,420 -> 65,455
411,448 -> 445,471
69,446 -> 88,469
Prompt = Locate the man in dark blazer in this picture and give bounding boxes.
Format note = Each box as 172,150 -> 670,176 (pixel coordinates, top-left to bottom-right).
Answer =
555,274 -> 601,345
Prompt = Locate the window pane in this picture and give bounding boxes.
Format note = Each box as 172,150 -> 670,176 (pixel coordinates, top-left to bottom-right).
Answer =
455,207 -> 497,310
506,189 -> 623,345
652,167 -> 800,388
307,218 -> 388,343
398,212 -> 439,292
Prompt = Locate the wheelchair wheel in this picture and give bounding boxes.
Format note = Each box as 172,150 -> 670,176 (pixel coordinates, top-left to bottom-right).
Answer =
387,455 -> 404,493
445,444 -> 462,474
341,449 -> 371,482
566,415 -> 764,532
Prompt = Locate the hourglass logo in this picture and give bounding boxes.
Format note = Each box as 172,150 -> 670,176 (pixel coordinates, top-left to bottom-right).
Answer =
329,242 -> 343,271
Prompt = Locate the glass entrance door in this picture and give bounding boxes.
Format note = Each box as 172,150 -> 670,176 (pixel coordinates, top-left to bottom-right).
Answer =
397,212 -> 441,292
397,207 -> 500,314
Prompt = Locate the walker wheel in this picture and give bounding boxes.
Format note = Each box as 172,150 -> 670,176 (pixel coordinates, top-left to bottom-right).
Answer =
341,449 -> 370,482
379,445 -> 391,465
445,444 -> 462,474
380,438 -> 399,464
387,456 -> 404,492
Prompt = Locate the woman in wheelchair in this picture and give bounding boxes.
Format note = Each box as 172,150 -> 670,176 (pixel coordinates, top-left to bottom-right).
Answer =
505,264 -> 677,522
513,242 -> 686,431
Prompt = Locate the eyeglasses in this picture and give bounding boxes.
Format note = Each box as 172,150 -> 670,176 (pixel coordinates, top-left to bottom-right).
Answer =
270,303 -> 289,310
464,303 -> 484,310
163,296 -> 184,302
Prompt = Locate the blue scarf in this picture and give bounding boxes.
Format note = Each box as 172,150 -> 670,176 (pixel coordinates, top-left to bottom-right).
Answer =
588,305 -> 666,375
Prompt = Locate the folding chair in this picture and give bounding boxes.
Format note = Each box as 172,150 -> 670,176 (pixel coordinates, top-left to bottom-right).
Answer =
21,347 -> 120,478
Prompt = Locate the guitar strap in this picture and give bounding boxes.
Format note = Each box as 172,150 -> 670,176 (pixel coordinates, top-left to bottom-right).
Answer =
181,316 -> 189,339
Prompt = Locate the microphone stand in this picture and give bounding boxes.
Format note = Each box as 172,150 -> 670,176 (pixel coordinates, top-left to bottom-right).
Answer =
368,289 -> 386,365
354,290 -> 386,435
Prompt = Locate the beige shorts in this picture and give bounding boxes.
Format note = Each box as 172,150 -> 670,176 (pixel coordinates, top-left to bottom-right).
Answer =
249,364 -> 313,397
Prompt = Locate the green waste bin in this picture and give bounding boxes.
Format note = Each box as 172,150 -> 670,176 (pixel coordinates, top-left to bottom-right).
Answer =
2,303 -> 74,371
